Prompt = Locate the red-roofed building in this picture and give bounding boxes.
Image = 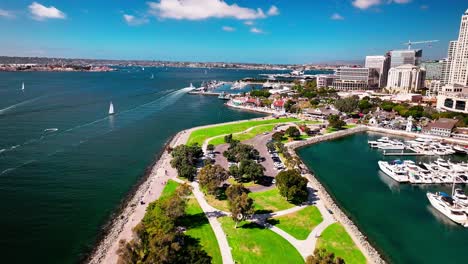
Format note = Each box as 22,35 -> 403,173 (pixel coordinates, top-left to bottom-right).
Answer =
271,99 -> 286,113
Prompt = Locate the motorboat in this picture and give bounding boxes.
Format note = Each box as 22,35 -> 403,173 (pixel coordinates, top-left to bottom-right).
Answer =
378,160 -> 409,183
453,189 -> 468,206
427,191 -> 467,225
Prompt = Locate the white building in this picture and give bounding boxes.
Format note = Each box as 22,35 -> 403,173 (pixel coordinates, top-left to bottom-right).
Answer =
449,9 -> 468,86
365,54 -> 390,88
316,74 -> 337,88
426,80 -> 442,96
436,85 -> 468,114
331,67 -> 379,91
442,41 -> 457,85
387,64 -> 426,94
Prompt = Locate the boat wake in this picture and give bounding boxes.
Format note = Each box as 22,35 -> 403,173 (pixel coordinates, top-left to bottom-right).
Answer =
0,96 -> 46,115
0,87 -> 191,175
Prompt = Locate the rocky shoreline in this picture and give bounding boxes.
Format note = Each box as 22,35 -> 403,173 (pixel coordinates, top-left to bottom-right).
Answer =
286,126 -> 386,264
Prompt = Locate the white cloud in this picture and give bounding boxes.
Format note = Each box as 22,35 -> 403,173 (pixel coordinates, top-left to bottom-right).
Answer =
29,2 -> 66,20
0,9 -> 15,18
267,5 -> 279,16
352,0 -> 411,9
250,27 -> 263,34
147,0 -> 267,20
352,0 -> 382,9
222,26 -> 235,32
331,13 -> 344,20
244,20 -> 254,26
123,14 -> 149,26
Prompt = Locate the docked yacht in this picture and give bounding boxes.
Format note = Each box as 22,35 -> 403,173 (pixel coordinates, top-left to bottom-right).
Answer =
454,145 -> 468,155
427,192 -> 467,225
378,160 -> 409,183
453,189 -> 468,207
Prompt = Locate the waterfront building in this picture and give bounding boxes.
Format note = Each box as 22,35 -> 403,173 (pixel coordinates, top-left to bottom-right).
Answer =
365,54 -> 391,88
271,99 -> 286,113
436,84 -> 468,114
420,61 -> 443,80
449,9 -> 468,86
331,67 -> 379,91
422,118 -> 458,137
387,64 -> 426,93
442,41 -> 457,84
390,49 -> 423,68
316,74 -> 337,88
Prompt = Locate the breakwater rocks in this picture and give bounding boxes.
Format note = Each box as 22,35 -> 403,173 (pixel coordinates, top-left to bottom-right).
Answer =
286,126 -> 386,264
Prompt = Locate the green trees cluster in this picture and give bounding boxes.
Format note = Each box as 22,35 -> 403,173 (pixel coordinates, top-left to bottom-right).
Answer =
306,248 -> 345,264
198,164 -> 229,195
223,142 -> 260,163
225,184 -> 254,228
334,95 -> 359,113
285,126 -> 301,139
276,170 -> 309,204
272,131 -> 285,142
327,115 -> 346,130
230,159 -> 265,183
117,184 -> 212,264
170,144 -> 203,181
250,89 -> 271,98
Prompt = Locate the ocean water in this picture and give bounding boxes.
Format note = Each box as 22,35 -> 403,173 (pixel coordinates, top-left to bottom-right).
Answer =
298,133 -> 468,264
0,67 -> 288,264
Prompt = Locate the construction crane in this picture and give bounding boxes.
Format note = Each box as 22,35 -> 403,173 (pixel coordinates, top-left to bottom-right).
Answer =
403,40 -> 439,50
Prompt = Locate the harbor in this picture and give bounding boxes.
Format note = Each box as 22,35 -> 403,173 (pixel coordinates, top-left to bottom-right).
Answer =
297,132 -> 468,264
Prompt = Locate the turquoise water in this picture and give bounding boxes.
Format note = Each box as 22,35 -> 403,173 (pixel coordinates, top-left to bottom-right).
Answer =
0,67 -> 282,263
297,133 -> 468,264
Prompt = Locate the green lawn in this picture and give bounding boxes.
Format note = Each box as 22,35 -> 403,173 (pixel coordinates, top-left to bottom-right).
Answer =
219,217 -> 304,264
344,124 -> 357,129
205,194 -> 230,212
270,206 -> 323,240
180,198 -> 222,264
209,124 -> 277,146
187,118 -> 298,146
281,134 -> 311,143
249,188 -> 295,213
159,179 -> 180,200
317,223 -> 366,264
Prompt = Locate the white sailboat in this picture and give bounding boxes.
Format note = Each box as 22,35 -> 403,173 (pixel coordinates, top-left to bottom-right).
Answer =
109,102 -> 115,115
150,73 -> 154,79
21,82 -> 25,91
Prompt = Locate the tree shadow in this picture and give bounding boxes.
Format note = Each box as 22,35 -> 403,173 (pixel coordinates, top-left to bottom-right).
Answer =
254,209 -> 273,214
177,213 -> 208,229
266,218 -> 280,225
240,222 -> 264,230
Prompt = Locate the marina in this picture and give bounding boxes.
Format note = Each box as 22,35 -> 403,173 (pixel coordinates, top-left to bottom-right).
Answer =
297,133 -> 468,264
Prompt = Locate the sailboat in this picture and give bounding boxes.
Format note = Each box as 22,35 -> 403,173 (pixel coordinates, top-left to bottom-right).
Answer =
21,82 -> 25,91
150,73 -> 154,79
108,102 -> 115,115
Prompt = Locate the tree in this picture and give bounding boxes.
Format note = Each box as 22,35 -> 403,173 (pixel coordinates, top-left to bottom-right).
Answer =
327,115 -> 346,130
306,248 -> 345,264
284,100 -> 296,112
223,142 -> 260,163
358,99 -> 372,112
272,131 -> 285,142
276,170 -> 308,204
198,164 -> 229,195
226,184 -> 253,228
170,144 -> 203,181
224,134 -> 233,143
238,159 -> 265,183
334,95 -> 359,113
285,126 -> 301,139
207,144 -> 215,153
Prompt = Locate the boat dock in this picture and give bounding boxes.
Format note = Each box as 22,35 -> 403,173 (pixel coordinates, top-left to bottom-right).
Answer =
187,91 -> 222,96
383,151 -> 426,156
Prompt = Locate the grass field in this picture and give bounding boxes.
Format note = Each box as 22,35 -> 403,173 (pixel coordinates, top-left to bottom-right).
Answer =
187,118 -> 297,146
249,188 -> 295,213
208,124 -> 277,146
270,206 -> 323,240
205,194 -> 230,212
159,179 -> 179,200
180,198 -> 222,264
344,124 -> 357,129
219,217 -> 304,264
317,223 -> 366,264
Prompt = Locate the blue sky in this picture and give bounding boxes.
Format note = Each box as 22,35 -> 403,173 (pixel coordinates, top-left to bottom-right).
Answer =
0,0 -> 467,64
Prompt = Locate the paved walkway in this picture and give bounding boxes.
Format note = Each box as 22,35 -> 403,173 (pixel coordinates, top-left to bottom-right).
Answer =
191,182 -> 234,264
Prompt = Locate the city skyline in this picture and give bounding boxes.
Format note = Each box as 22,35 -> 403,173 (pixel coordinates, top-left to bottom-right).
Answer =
0,0 -> 467,63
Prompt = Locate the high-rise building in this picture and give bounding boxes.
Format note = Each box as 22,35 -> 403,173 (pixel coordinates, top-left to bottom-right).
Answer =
449,9 -> 468,86
420,61 -> 443,80
316,74 -> 337,88
387,64 -> 426,94
331,67 -> 379,91
365,54 -> 390,88
390,49 -> 423,68
441,41 -> 457,84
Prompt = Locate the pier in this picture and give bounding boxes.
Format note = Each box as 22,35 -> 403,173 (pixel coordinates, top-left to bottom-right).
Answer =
383,151 -> 425,156
187,91 -> 223,96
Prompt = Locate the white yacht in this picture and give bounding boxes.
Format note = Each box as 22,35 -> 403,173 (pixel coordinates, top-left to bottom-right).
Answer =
453,189 -> 468,207
21,82 -> 25,91
108,102 -> 115,115
378,160 -> 409,183
427,192 -> 467,225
